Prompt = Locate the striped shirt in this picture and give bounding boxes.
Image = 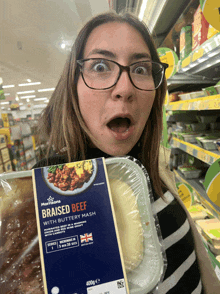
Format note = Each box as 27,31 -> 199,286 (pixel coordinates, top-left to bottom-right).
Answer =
152,191 -> 203,294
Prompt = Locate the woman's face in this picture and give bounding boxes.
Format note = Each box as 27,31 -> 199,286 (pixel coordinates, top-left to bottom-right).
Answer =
77,22 -> 156,156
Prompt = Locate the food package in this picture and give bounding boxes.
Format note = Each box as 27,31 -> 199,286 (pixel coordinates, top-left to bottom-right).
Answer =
179,26 -> 192,60
178,165 -> 202,179
192,5 -> 209,51
188,204 -> 209,220
196,136 -> 219,150
189,91 -> 206,99
196,219 -> 220,254
169,92 -> 182,102
0,157 -> 166,294
203,86 -> 218,96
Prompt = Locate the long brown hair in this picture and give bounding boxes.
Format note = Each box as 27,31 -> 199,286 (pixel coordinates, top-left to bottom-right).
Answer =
37,10 -> 167,197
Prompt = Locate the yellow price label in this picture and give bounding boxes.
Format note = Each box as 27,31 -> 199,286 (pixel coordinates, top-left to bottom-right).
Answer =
209,99 -> 220,109
192,48 -> 204,62
182,56 -> 191,68
198,151 -> 207,163
187,146 -> 194,155
177,183 -> 192,209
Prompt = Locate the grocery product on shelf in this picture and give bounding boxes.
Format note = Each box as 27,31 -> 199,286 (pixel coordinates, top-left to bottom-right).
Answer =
203,86 -> 218,96
178,165 -> 202,179
196,136 -> 220,151
188,204 -> 209,220
179,26 -> 192,60
192,5 -> 209,51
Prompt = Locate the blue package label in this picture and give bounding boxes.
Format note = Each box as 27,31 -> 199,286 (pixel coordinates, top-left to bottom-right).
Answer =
32,158 -> 129,294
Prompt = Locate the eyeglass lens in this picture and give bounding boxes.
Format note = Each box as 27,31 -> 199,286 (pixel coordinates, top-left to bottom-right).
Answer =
80,59 -> 164,90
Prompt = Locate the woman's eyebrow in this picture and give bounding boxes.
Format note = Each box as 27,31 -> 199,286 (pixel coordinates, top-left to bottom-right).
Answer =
130,52 -> 151,61
87,49 -> 116,58
87,49 -> 151,61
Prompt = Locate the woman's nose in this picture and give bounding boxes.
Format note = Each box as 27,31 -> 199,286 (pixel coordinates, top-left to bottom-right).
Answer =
111,70 -> 135,101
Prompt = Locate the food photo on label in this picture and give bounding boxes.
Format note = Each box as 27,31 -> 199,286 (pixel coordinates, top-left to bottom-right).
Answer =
42,160 -> 97,195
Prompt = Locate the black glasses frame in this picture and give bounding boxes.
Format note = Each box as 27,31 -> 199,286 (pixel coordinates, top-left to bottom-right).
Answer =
77,58 -> 169,91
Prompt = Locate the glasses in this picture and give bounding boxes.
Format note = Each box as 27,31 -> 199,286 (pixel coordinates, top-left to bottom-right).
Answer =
77,58 -> 168,91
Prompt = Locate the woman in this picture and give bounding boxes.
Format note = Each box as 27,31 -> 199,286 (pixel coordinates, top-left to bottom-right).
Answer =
34,11 -> 220,293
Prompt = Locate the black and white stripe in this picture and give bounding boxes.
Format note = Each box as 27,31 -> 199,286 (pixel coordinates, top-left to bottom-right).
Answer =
153,191 -> 204,294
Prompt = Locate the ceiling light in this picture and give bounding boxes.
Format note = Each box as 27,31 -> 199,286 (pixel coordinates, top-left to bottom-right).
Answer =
18,82 -> 41,86
2,85 -> 15,88
4,93 -> 10,96
19,102 -> 23,105
38,88 -> 55,92
27,79 -> 32,82
0,101 -> 9,105
26,98 -> 30,102
61,43 -> 66,49
17,90 -> 35,94
34,97 -> 48,101
139,0 -> 148,20
20,95 -> 36,99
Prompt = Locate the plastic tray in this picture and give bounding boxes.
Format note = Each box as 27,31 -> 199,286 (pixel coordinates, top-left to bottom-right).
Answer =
178,166 -> 202,179
189,91 -> 206,99
178,93 -> 191,100
0,158 -> 165,294
105,157 -> 165,293
196,137 -> 218,150
190,91 -> 206,99
186,123 -> 207,132
179,133 -> 202,143
197,115 -> 219,123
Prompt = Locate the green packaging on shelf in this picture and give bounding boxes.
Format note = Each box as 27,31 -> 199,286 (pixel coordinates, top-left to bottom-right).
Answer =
179,132 -> 203,143
196,135 -> 220,151
203,86 -> 218,96
180,26 -> 192,60
185,123 -> 207,132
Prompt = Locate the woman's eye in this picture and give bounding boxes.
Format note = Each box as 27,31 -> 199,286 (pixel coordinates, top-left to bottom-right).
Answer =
92,62 -> 110,72
133,66 -> 148,75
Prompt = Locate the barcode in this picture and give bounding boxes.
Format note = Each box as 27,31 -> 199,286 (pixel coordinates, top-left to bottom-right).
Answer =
117,280 -> 124,289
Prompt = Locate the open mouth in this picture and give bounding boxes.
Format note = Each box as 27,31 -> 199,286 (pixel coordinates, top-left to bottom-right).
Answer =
107,117 -> 131,133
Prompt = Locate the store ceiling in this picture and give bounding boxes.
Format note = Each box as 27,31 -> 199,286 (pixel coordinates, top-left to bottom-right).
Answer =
0,0 -> 195,113
0,0 -> 109,111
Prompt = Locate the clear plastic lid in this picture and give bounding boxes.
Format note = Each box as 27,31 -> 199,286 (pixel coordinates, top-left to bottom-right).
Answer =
0,157 -> 166,294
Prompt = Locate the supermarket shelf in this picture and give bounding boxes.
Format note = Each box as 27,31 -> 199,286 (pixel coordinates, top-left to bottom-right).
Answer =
171,137 -> 220,165
166,95 -> 220,111
167,33 -> 220,91
174,169 -> 220,220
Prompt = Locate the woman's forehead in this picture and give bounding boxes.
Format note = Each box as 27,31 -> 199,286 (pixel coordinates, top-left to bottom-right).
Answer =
83,22 -> 151,61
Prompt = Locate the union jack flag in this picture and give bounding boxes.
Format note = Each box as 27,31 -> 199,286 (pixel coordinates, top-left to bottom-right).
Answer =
80,233 -> 93,243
